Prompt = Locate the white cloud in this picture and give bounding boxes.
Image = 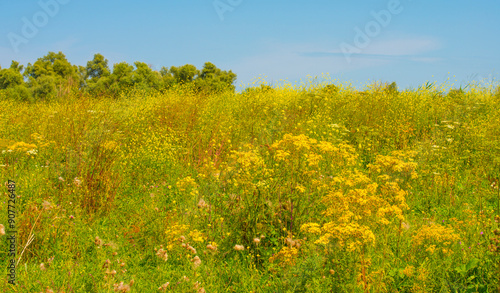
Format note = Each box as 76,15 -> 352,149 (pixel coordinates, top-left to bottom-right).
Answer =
361,37 -> 441,56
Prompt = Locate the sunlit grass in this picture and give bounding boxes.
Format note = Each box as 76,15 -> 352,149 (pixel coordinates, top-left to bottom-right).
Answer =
0,80 -> 500,292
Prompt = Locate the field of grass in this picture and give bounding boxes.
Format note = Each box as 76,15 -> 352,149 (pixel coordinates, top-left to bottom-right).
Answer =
1,80 -> 500,292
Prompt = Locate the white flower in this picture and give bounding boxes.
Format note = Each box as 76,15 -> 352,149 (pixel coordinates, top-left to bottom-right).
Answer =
26,149 -> 38,155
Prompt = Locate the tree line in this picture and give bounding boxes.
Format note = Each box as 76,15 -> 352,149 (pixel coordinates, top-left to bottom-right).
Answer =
0,52 -> 237,101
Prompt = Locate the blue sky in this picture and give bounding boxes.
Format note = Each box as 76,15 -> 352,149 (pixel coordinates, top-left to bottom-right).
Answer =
1,0 -> 499,90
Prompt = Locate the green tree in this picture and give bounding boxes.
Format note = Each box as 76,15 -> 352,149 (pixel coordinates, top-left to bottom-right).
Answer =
0,61 -> 30,101
102,62 -> 135,96
0,61 -> 24,89
24,51 -> 79,99
169,64 -> 198,84
160,66 -> 176,89
195,62 -> 237,92
31,75 -> 57,100
133,62 -> 161,90
85,53 -> 111,94
86,53 -> 110,81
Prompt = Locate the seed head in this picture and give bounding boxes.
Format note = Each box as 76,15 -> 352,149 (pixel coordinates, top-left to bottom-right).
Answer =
103,259 -> 111,268
113,281 -> 131,292
187,245 -> 197,254
95,236 -> 103,246
158,282 -> 170,291
156,248 -> 168,261
192,256 -> 202,268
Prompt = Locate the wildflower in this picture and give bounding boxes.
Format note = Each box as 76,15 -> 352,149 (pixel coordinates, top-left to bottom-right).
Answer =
301,223 -> 322,235
156,248 -> 168,261
0,224 -> 5,235
194,281 -> 206,293
253,237 -> 261,244
269,246 -> 299,266
207,244 -> 217,251
192,256 -> 201,268
103,140 -> 119,151
58,176 -> 64,181
113,281 -> 131,292
234,244 -> 245,251
42,201 -> 52,210
73,177 -> 82,186
189,230 -> 205,242
40,263 -> 46,271
103,259 -> 111,268
27,149 -> 37,156
197,198 -> 208,209
158,282 -> 170,291
95,236 -> 104,246
401,265 -> 414,277
184,245 -> 196,254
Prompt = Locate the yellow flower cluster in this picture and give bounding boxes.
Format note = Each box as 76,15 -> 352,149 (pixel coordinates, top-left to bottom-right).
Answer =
176,176 -> 198,195
367,150 -> 418,179
269,246 -> 299,267
188,230 -> 205,243
301,149 -> 416,253
271,134 -> 358,168
7,141 -> 37,153
164,223 -> 190,250
103,140 -> 119,151
412,223 -> 460,255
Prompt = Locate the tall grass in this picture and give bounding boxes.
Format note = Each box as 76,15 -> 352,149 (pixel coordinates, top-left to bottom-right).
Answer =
0,81 -> 499,292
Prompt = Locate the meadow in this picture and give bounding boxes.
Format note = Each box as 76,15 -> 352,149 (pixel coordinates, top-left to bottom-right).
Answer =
0,79 -> 499,292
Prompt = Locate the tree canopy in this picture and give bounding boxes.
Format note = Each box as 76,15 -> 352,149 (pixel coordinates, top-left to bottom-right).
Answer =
0,51 -> 238,101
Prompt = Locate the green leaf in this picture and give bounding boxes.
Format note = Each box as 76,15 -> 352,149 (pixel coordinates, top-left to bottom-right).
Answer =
465,258 -> 479,271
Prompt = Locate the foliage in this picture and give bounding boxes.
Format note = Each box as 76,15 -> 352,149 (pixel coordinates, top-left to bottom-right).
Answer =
0,79 -> 500,292
1,52 -> 237,101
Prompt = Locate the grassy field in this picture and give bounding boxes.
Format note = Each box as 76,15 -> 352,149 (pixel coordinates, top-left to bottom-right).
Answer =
1,80 -> 500,292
